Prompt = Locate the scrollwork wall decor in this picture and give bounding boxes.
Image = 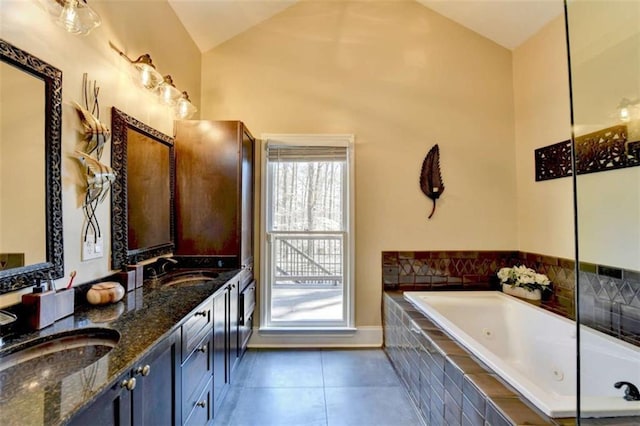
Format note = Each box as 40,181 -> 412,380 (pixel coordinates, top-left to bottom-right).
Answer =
535,124 -> 640,181
535,140 -> 572,181
575,125 -> 638,174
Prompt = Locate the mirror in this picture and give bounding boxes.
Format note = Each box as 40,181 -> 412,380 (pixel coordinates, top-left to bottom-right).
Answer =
0,39 -> 64,294
111,107 -> 174,270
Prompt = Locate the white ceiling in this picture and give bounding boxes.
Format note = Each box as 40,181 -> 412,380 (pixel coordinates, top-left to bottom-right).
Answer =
168,0 -> 564,53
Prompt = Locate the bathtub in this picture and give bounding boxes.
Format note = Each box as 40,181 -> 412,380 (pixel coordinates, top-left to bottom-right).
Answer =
403,291 -> 640,418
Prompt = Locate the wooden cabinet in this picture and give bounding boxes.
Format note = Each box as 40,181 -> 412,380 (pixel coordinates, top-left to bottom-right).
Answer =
181,331 -> 213,424
68,370 -> 133,426
70,329 -> 180,426
212,286 -> 228,413
132,329 -> 181,426
69,273 -> 252,426
211,276 -> 248,414
239,278 -> 256,357
181,300 -> 213,361
175,121 -> 255,269
228,279 -> 239,375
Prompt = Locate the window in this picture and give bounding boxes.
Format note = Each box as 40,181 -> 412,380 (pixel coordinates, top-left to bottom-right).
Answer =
260,134 -> 355,330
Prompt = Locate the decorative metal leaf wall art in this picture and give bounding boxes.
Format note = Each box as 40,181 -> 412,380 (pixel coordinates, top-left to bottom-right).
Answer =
420,144 -> 445,219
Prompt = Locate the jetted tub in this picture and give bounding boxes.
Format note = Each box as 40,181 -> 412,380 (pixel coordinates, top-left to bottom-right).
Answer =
403,291 -> 640,418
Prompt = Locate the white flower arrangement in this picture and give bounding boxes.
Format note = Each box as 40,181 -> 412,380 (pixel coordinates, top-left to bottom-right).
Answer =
497,265 -> 551,293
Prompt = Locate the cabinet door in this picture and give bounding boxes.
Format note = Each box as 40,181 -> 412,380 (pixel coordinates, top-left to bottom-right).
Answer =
239,279 -> 256,356
240,128 -> 254,268
68,372 -> 132,426
212,288 -> 227,412
228,280 -> 239,373
175,121 -> 240,256
132,329 -> 180,426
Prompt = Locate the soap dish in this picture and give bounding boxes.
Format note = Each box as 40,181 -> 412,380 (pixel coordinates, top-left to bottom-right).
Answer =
87,282 -> 125,305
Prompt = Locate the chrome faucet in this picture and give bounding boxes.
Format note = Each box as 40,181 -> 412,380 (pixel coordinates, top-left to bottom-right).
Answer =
144,266 -> 158,280
159,257 -> 178,274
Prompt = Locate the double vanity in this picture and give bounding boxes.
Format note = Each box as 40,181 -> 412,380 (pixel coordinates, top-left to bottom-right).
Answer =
0,37 -> 257,426
0,267 -> 255,425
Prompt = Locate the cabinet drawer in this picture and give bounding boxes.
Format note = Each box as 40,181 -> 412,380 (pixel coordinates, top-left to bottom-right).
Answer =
239,312 -> 253,354
184,378 -> 213,426
240,281 -> 256,325
182,300 -> 212,361
182,334 -> 212,417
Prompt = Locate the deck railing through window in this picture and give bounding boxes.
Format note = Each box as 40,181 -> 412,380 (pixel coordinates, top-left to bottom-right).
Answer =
273,235 -> 343,288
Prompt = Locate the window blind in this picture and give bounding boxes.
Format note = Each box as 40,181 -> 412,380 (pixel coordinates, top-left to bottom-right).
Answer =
266,145 -> 348,162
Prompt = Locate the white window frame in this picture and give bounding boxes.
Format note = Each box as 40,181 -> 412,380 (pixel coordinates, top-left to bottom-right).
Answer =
260,134 -> 355,331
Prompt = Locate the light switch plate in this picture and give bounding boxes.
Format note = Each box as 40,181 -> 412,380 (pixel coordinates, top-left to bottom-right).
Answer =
82,237 -> 104,261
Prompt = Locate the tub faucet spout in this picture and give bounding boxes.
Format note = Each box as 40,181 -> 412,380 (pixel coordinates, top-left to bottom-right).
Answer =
614,381 -> 640,401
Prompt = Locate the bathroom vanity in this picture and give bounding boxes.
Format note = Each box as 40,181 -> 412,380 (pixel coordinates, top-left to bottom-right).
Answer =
0,269 -> 254,426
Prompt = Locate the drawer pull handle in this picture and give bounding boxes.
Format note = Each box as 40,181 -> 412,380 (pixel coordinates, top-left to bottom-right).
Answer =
134,365 -> 151,376
196,400 -> 207,408
121,378 -> 136,391
195,310 -> 207,317
196,345 -> 207,353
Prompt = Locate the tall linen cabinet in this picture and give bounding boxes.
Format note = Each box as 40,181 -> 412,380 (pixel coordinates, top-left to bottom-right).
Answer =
174,120 -> 254,270
174,120 -> 256,386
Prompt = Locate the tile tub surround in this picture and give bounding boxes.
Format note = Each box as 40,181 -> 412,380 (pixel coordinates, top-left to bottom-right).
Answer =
0,269 -> 242,426
383,251 -> 640,346
382,292 -> 640,426
578,263 -> 640,347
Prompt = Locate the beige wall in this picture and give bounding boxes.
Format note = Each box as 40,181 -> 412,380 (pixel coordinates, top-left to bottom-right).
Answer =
0,0 -> 201,307
201,1 -> 517,327
512,16 -> 573,260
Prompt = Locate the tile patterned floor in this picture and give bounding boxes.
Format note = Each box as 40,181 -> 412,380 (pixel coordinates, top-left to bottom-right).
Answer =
213,349 -> 424,426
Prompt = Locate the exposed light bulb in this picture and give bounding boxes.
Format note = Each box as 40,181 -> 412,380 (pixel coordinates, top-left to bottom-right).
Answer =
620,106 -> 631,122
156,75 -> 181,105
178,99 -> 189,118
58,0 -> 80,33
42,0 -> 101,35
140,67 -> 152,88
161,87 -> 172,103
174,92 -> 197,119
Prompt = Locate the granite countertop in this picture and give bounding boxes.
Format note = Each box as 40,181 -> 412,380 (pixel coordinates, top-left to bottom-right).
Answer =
0,269 -> 242,426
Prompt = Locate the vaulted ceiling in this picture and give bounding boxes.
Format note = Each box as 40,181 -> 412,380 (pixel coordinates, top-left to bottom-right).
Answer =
168,0 -> 564,53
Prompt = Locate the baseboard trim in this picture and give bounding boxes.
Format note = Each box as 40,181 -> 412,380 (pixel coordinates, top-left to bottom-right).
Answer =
247,326 -> 383,348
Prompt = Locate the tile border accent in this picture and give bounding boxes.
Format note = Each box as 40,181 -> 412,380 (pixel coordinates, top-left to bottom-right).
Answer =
382,250 -> 640,347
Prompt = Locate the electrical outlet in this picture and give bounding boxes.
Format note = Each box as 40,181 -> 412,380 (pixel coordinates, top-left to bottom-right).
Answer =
82,237 -> 104,261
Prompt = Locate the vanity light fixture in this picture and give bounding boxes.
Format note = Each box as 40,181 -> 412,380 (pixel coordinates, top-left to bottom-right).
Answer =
109,43 -> 197,119
174,92 -> 198,119
109,43 -> 163,90
157,75 -> 182,105
39,0 -> 101,35
617,97 -> 640,122
128,54 -> 164,90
